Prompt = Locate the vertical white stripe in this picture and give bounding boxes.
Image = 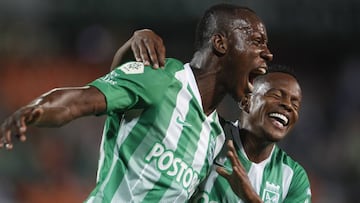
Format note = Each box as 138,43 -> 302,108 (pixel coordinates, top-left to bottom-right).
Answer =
203,166 -> 220,192
159,67 -> 204,202
248,164 -> 265,194
281,164 -> 294,200
112,69 -> 192,202
184,63 -> 202,109
241,144 -> 274,195
212,114 -> 225,159
163,69 -> 191,149
96,126 -> 107,182
94,116 -> 139,201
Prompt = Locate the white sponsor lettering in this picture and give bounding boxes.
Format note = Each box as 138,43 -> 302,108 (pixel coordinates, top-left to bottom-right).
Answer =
145,143 -> 200,191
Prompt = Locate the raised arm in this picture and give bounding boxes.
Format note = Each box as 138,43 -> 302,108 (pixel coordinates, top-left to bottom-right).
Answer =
110,29 -> 166,70
0,86 -> 106,150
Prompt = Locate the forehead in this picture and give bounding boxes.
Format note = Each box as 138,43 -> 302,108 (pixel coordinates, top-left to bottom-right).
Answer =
231,12 -> 267,36
254,72 -> 301,96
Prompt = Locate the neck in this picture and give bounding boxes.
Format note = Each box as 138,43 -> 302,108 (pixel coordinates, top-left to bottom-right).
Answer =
239,129 -> 275,163
190,51 -> 226,116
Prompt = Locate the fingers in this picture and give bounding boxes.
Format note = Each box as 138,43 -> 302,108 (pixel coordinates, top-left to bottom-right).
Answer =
17,117 -> 27,142
131,29 -> 166,69
143,39 -> 159,68
216,165 -> 231,180
226,140 -> 243,168
0,128 -> 13,150
155,41 -> 166,68
0,107 -> 35,150
131,40 -> 142,63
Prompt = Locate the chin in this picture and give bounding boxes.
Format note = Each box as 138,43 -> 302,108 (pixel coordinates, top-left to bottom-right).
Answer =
266,131 -> 286,142
268,136 -> 283,143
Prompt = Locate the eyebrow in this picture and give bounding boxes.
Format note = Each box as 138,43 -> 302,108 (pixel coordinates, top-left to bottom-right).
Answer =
233,26 -> 253,34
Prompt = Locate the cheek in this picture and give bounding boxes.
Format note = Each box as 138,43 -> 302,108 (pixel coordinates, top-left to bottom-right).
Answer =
291,112 -> 299,125
233,41 -> 247,52
231,33 -> 248,51
249,98 -> 267,119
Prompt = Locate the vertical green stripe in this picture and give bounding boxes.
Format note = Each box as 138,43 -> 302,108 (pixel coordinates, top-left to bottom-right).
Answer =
101,109 -> 156,200
113,81 -> 181,201
87,114 -> 120,199
142,97 -> 204,202
260,146 -> 283,200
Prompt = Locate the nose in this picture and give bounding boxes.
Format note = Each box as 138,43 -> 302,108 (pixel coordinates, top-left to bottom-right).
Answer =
280,97 -> 293,112
261,47 -> 273,62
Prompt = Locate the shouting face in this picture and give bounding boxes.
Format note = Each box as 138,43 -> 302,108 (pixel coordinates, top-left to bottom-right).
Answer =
223,10 -> 273,102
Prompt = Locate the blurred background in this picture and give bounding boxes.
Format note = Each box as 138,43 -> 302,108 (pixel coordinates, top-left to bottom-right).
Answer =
0,0 -> 359,202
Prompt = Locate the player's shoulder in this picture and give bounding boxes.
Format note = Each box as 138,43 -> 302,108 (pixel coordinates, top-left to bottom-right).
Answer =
274,147 -> 308,174
115,61 -> 146,75
113,58 -> 184,74
163,58 -> 185,73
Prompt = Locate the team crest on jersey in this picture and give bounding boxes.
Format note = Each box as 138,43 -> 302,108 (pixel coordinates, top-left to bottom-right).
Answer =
118,62 -> 144,74
262,181 -> 280,203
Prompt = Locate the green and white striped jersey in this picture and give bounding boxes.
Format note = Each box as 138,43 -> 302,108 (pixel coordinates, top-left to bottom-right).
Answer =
86,58 -> 225,202
190,120 -> 312,203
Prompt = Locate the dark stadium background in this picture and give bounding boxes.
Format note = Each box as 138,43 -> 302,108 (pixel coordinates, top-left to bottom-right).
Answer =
0,0 -> 359,202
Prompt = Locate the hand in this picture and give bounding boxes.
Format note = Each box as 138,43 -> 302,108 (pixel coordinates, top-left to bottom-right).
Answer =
216,140 -> 263,203
0,106 -> 42,150
111,29 -> 166,70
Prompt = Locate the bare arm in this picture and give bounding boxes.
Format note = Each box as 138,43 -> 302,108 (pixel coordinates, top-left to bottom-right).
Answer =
0,86 -> 106,150
110,29 -> 166,70
216,140 -> 263,203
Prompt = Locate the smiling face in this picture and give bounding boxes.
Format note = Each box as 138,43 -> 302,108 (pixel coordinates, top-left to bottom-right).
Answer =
223,10 -> 273,102
240,72 -> 302,142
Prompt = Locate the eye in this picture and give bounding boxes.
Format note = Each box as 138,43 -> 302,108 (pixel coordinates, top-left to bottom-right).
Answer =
291,100 -> 300,111
266,91 -> 282,99
252,38 -> 262,46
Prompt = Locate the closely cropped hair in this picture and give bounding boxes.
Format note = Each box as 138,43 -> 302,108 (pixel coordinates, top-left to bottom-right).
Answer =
254,64 -> 300,85
267,64 -> 298,81
194,4 -> 255,51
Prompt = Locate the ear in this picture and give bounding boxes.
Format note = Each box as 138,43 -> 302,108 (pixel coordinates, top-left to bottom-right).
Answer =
211,33 -> 227,55
239,94 -> 251,113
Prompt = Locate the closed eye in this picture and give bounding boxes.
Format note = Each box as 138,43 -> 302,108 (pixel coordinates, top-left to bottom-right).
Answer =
265,89 -> 282,99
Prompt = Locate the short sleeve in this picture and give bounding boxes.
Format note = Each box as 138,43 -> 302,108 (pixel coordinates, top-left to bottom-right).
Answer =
89,61 -> 171,113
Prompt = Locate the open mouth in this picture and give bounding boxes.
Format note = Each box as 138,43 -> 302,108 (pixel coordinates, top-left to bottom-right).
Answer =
248,67 -> 267,91
269,112 -> 289,127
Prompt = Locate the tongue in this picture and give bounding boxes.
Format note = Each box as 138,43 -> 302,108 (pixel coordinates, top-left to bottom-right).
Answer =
271,119 -> 285,129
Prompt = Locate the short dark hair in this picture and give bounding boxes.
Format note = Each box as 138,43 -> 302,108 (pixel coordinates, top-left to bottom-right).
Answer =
254,64 -> 300,84
194,4 -> 255,51
268,64 -> 297,79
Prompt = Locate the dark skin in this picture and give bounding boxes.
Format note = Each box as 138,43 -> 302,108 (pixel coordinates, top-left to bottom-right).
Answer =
107,29 -> 282,203
111,30 -> 270,202
111,12 -> 273,114
112,31 -> 301,202
110,29 -> 166,70
217,72 -> 302,202
0,8 -> 272,161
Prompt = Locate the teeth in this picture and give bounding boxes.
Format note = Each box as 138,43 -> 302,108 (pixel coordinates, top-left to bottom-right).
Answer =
260,68 -> 267,74
269,113 -> 288,126
257,67 -> 267,74
252,67 -> 267,75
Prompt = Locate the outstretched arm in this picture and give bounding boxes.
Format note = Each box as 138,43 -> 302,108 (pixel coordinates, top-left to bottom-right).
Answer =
216,140 -> 263,203
0,86 -> 106,150
110,29 -> 166,70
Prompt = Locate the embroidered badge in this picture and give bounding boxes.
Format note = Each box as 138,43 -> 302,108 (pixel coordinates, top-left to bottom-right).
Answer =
262,181 -> 280,203
119,62 -> 144,74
